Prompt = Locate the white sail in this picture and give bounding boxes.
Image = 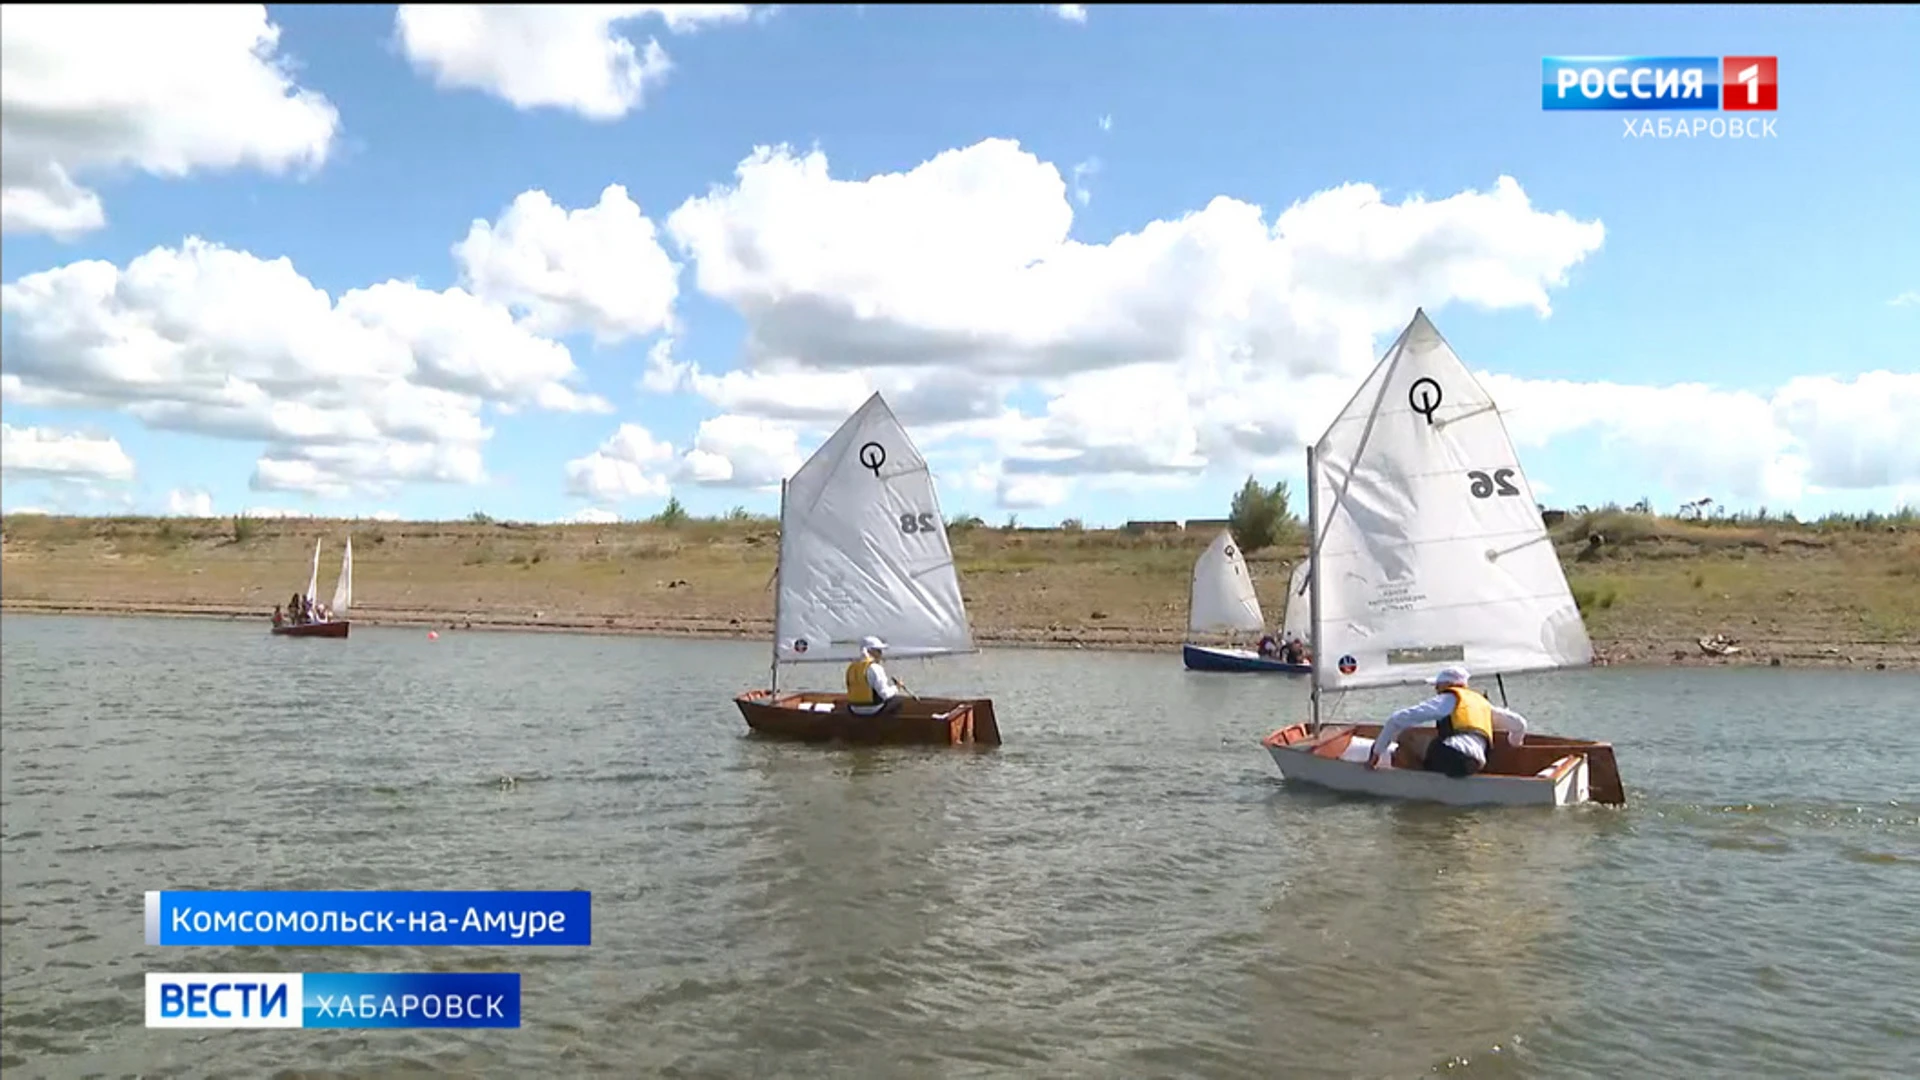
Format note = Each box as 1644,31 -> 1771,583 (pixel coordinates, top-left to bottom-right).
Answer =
304,538 -> 321,607
774,392 -> 973,664
1280,561 -> 1310,642
330,536 -> 353,617
1188,530 -> 1264,635
1309,309 -> 1592,692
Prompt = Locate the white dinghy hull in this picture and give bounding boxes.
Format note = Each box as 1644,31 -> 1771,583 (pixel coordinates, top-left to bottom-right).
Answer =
1262,723 -> 1615,808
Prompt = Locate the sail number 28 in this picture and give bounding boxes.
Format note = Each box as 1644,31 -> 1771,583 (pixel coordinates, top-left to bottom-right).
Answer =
1467,468 -> 1521,499
898,512 -> 940,534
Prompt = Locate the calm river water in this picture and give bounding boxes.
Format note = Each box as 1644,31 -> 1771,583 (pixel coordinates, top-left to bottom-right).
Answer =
1,613 -> 1915,1078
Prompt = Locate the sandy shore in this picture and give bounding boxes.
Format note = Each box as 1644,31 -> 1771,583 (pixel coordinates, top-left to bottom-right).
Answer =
5,511 -> 1916,671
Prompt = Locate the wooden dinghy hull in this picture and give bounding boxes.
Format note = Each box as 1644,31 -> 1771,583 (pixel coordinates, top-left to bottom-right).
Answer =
1182,643 -> 1311,675
734,690 -> 1001,747
1262,722 -> 1625,808
271,621 -> 350,639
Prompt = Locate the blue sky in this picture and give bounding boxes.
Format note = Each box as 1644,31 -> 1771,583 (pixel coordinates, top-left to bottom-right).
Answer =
2,4 -> 1915,525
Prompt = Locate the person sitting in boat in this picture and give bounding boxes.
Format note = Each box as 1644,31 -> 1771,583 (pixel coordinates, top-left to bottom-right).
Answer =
272,604 -> 285,627
288,593 -> 305,624
846,635 -> 906,717
1279,632 -> 1305,665
1366,665 -> 1528,778
1257,632 -> 1281,659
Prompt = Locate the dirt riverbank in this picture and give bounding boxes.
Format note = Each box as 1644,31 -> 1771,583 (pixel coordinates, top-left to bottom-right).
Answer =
3,511 -> 1916,670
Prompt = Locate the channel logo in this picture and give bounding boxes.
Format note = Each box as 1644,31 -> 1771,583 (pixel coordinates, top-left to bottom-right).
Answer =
146,974 -> 301,1028
1542,56 -> 1777,111
145,972 -> 521,1028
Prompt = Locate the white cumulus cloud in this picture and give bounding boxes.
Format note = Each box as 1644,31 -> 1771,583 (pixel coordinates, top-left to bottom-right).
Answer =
0,5 -> 340,239
998,473 -> 1072,510
1070,157 -> 1100,206
563,411 -> 807,504
564,422 -> 675,501
664,141 -> 1603,393
1052,5 -> 1089,23
394,4 -> 760,121
1483,369 -> 1920,505
679,413 -> 805,489
167,488 -> 215,517
562,506 -> 620,524
0,233 -> 611,499
645,136 -> 1917,512
0,423 -> 136,482
657,138 -> 1607,494
453,184 -> 680,342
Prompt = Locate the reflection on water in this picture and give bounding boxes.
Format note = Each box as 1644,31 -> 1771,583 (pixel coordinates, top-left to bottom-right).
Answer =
1,613 -> 1915,1078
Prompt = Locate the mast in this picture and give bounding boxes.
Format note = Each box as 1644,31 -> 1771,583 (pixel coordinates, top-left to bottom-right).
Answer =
769,479 -> 787,694
1306,445 -> 1324,733
1183,550 -> 1194,643
305,538 -> 321,607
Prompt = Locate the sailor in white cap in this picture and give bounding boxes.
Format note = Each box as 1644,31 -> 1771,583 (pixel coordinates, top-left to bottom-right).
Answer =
1366,665 -> 1530,777
846,635 -> 907,716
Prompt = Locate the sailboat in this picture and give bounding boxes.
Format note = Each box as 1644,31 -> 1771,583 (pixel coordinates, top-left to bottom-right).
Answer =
1180,531 -> 1311,674
733,393 -> 1001,746
1261,310 -> 1625,807
272,536 -> 352,639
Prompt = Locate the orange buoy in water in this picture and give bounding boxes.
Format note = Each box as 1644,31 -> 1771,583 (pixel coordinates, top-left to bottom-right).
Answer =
428,630 -> 439,640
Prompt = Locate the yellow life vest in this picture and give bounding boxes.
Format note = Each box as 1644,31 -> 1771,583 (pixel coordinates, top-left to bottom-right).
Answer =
846,656 -> 877,705
1439,686 -> 1495,744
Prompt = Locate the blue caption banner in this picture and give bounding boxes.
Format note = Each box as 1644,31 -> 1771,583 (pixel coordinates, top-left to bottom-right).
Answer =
145,972 -> 521,1028
145,890 -> 591,946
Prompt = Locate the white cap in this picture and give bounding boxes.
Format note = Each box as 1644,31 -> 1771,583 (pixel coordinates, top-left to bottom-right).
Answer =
861,635 -> 887,653
1432,665 -> 1471,688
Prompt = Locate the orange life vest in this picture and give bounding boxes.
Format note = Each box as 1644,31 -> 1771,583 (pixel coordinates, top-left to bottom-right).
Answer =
846,657 -> 877,705
1438,686 -> 1495,745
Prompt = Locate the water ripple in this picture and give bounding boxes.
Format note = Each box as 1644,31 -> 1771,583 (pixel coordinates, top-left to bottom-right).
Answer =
2,614 -> 1917,1077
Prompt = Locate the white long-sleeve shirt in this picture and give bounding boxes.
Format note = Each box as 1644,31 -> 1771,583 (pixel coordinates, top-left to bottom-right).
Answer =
849,660 -> 901,715
1369,692 -> 1528,768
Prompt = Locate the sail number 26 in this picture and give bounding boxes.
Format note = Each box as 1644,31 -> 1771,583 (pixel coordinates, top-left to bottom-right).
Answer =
898,512 -> 940,534
1467,468 -> 1521,499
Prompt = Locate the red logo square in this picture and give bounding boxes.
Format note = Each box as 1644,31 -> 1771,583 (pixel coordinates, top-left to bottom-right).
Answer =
1722,56 -> 1777,111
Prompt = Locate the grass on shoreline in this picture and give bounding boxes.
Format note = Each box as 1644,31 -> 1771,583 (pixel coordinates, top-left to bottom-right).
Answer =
3,505 -> 1917,656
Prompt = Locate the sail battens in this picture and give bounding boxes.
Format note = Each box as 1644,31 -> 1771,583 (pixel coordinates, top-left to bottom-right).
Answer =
1485,534 -> 1555,561
1313,526 -> 1563,556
